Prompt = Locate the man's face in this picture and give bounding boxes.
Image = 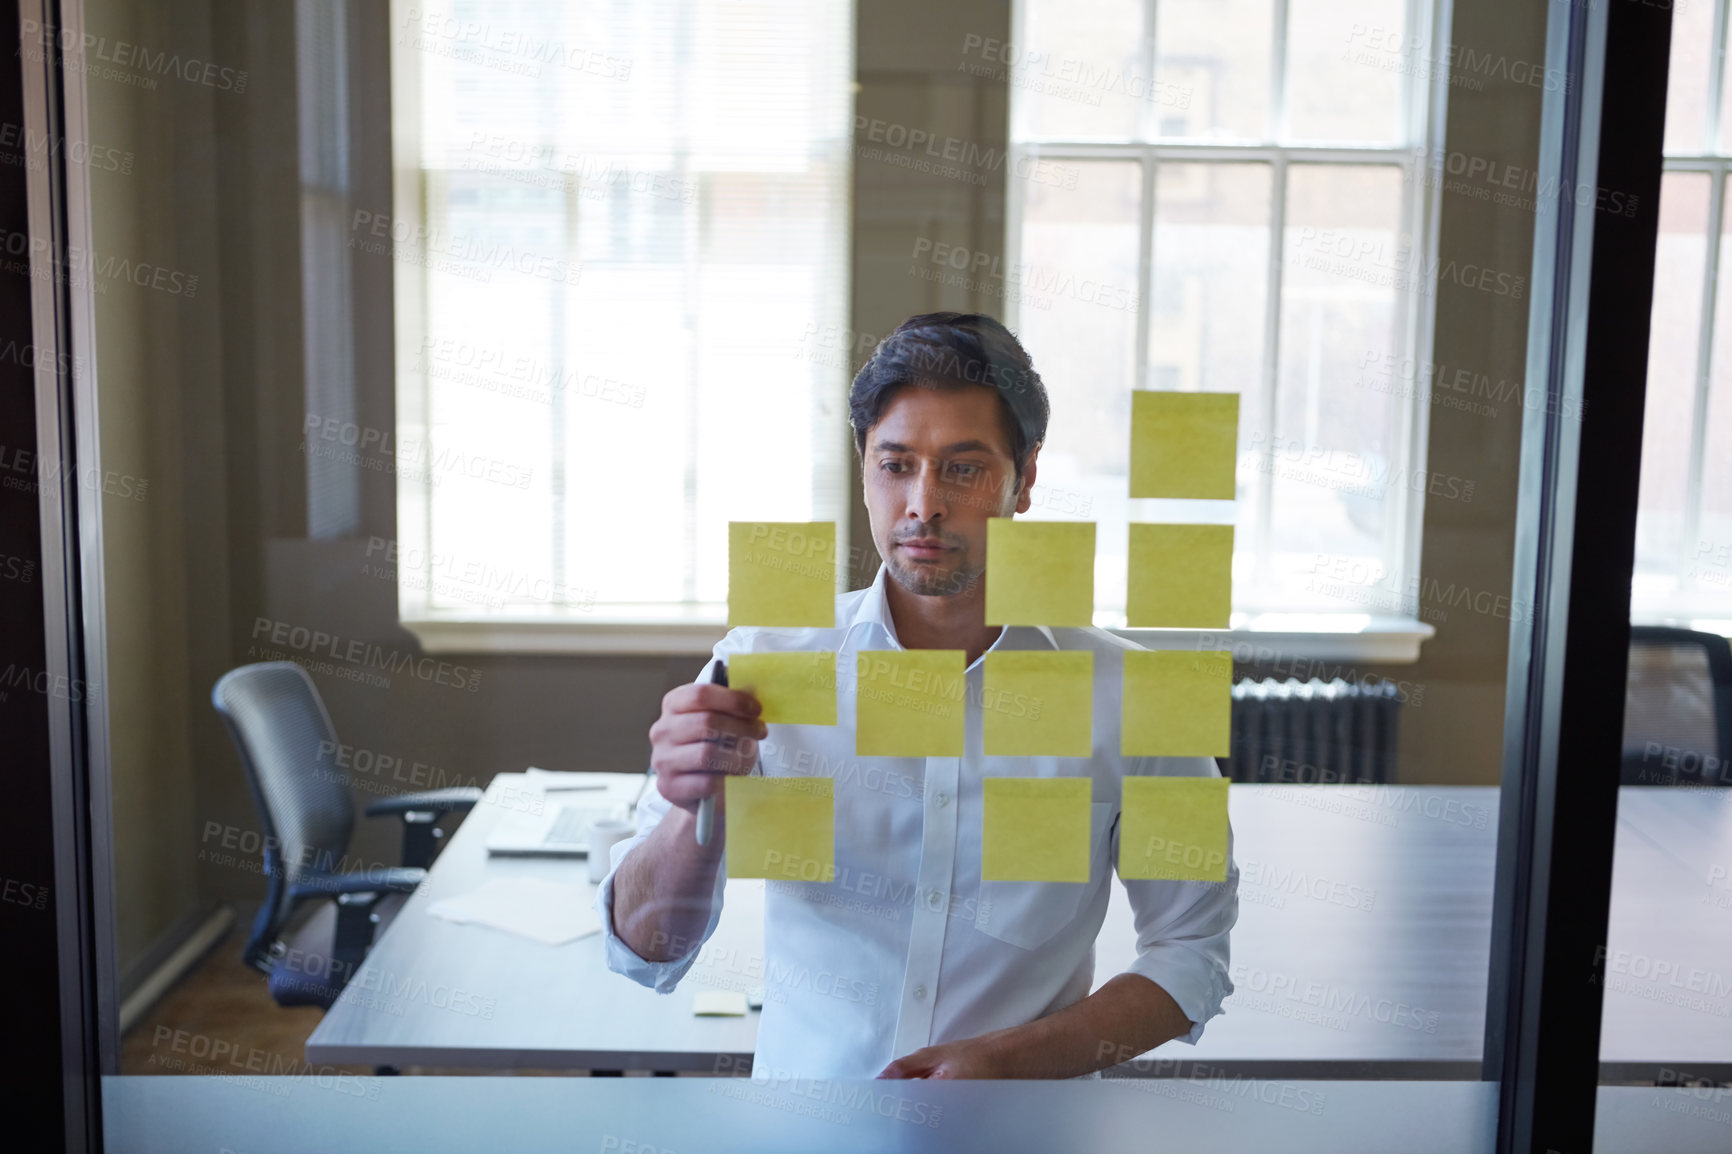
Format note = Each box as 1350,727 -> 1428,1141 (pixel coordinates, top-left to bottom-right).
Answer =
862,382 -> 1035,597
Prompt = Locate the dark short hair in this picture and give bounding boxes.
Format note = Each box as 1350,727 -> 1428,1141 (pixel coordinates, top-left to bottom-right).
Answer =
847,312 -> 1049,482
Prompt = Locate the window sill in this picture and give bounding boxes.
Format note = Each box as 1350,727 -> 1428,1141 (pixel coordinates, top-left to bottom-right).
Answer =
1107,613 -> 1434,665
403,611 -> 1435,664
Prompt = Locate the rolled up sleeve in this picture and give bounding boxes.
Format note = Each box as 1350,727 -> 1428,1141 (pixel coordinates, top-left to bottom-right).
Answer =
1112,755 -> 1239,1044
594,775 -> 731,993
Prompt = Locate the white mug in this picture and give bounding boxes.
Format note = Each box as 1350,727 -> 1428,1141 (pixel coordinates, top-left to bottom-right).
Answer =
587,818 -> 637,883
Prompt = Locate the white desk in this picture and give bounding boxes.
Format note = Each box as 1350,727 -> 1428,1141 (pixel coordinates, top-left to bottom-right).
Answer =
305,776 -> 1732,1077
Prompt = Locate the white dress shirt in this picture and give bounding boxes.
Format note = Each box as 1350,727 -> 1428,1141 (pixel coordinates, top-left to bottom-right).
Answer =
596,562 -> 1239,1079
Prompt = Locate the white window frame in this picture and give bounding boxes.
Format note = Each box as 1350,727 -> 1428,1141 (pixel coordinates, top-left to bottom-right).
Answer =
1005,0 -> 1447,662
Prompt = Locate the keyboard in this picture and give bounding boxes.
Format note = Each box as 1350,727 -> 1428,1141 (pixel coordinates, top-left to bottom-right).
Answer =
545,805 -> 616,846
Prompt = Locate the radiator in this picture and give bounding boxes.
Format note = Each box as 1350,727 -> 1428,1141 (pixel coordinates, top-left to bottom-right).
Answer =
1225,677 -> 1404,784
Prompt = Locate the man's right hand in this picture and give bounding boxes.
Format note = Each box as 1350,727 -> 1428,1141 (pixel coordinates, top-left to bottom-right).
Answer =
647,681 -> 765,814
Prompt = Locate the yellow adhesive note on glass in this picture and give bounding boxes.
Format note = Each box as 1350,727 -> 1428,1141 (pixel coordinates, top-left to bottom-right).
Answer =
984,519 -> 1096,626
1126,523 -> 1233,627
981,777 -> 1093,882
728,652 -> 837,726
983,651 -> 1094,756
1129,391 -> 1239,499
725,776 -> 834,882
728,522 -> 835,627
854,650 -> 966,757
1122,649 -> 1233,757
1119,776 -> 1229,881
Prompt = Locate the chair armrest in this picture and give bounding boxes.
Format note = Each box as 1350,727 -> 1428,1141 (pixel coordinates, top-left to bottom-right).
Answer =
363,787 -> 483,819
288,868 -> 426,903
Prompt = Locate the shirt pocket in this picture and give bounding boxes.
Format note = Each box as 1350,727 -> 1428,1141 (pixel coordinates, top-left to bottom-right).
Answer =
974,800 -> 1117,950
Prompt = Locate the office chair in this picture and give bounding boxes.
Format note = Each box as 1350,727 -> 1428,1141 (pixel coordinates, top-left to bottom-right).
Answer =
212,662 -> 482,1009
1620,626 -> 1732,787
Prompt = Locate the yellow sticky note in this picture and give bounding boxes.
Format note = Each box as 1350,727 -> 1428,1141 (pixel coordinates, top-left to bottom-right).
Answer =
981,777 -> 1093,882
984,519 -> 1096,626
1129,391 -> 1239,499
854,650 -> 966,757
728,652 -> 837,726
728,522 -> 836,627
692,991 -> 749,1016
983,651 -> 1094,756
724,776 -> 834,881
1122,650 -> 1233,756
1119,776 -> 1229,881
1126,523 -> 1233,627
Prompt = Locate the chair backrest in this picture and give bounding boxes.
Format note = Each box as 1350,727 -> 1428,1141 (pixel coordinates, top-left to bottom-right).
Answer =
211,662 -> 356,964
1621,626 -> 1732,786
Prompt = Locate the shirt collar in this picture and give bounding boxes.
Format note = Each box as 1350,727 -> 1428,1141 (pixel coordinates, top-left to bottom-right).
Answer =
850,561 -> 1061,656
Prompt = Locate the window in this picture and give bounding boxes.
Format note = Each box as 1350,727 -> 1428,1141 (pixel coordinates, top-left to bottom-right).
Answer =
390,0 -> 853,645
1632,0 -> 1732,632
1003,0 -> 1444,628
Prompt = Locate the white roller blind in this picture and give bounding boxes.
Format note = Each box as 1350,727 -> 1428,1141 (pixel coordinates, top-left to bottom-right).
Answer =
396,0 -> 852,618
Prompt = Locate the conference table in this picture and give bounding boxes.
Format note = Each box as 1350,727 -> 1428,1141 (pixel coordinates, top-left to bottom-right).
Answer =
305,774 -> 1732,1080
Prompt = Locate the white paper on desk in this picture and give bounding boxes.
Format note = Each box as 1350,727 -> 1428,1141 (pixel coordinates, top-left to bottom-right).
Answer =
524,767 -> 611,791
426,877 -> 602,946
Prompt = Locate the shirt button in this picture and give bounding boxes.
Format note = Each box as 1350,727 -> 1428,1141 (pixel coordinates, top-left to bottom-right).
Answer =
935,792 -> 950,808
914,985 -> 928,1001
928,890 -> 944,907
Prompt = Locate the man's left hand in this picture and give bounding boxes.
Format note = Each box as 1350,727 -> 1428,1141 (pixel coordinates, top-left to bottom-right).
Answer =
876,1038 -> 1005,1080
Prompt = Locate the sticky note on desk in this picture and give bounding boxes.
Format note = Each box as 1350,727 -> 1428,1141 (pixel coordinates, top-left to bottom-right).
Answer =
693,991 -> 749,1017
725,776 -> 834,881
982,777 -> 1092,882
1122,650 -> 1232,757
1119,776 -> 1229,881
728,521 -> 835,627
854,650 -> 966,757
983,651 -> 1093,756
984,519 -> 1096,626
1126,523 -> 1233,627
728,652 -> 837,726
1130,391 -> 1239,499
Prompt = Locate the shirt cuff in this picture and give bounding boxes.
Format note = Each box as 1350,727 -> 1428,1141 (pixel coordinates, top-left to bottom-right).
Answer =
593,838 -> 725,995
1122,940 -> 1233,1045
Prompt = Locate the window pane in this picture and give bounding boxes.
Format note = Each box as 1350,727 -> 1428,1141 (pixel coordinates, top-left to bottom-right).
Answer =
1153,0 -> 1274,141
1696,175 -> 1732,605
1149,162 -> 1272,580
1265,165 -> 1405,607
1013,0 -> 1148,141
1665,0 -> 1715,154
1014,160 -> 1143,613
413,0 -> 852,613
424,174 -> 563,608
1633,173 -> 1710,600
1286,0 -> 1405,144
1150,163 -> 1272,394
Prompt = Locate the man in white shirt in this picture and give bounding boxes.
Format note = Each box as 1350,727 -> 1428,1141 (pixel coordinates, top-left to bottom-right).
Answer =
598,312 -> 1238,1080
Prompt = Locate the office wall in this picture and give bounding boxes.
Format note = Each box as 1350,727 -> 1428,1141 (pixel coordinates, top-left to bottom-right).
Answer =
85,0 -> 227,983
88,0 -> 1546,979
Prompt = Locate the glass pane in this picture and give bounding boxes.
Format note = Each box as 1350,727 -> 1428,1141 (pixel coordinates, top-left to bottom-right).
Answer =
1013,0 -> 1148,141
1265,165 -> 1405,608
1153,0 -> 1275,141
1665,0 -> 1716,154
63,0 -> 1581,1147
1286,0 -> 1405,144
